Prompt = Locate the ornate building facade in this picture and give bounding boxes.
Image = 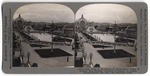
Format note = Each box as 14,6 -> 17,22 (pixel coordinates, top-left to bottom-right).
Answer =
13,14 -> 26,31
76,15 -> 88,32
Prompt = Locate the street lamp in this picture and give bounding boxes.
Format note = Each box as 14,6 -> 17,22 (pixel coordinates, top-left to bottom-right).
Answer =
50,21 -> 55,52
113,21 -> 117,53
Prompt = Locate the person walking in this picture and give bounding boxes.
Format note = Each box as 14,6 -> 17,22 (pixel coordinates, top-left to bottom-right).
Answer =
89,53 -> 93,67
83,53 -> 87,63
89,53 -> 93,63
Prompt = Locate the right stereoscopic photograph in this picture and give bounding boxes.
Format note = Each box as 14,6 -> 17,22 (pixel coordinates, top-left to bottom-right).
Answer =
74,4 -> 137,68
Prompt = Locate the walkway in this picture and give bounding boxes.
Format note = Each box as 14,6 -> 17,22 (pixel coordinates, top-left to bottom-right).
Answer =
14,31 -> 74,67
78,32 -> 137,68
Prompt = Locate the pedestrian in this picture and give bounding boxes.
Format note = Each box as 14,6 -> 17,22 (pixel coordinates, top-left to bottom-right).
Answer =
27,52 -> 30,62
20,51 -> 24,65
89,53 -> 93,62
83,53 -> 87,63
20,51 -> 24,60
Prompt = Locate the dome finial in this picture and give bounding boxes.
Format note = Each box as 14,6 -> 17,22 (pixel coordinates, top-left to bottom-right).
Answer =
19,14 -> 21,18
81,14 -> 84,18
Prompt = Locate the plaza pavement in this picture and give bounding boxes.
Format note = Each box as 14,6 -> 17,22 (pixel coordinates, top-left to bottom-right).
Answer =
78,32 -> 137,68
14,32 -> 74,67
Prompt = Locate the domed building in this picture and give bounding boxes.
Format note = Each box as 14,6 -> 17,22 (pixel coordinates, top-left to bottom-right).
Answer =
76,15 -> 98,33
77,15 -> 88,24
13,14 -> 26,31
76,15 -> 88,32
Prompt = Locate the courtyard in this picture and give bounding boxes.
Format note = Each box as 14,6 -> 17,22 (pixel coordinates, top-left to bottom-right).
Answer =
13,31 -> 74,67
75,31 -> 137,68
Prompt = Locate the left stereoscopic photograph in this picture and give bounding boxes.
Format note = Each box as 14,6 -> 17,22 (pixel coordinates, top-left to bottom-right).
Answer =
12,4 -> 75,67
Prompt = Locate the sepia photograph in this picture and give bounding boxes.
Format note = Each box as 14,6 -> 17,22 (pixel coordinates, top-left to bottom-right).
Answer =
12,4 -> 75,67
74,4 -> 137,68
2,2 -> 148,74
12,3 -> 137,68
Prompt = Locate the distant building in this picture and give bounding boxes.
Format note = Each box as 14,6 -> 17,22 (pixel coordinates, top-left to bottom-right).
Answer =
24,26 -> 34,33
86,26 -> 98,34
77,15 -> 88,25
62,24 -> 75,38
124,25 -> 137,39
76,15 -> 88,32
13,14 -> 26,31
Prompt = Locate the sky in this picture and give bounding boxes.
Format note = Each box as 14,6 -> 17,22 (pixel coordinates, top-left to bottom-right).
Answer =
14,4 -> 137,24
13,4 -> 74,23
76,4 -> 137,23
